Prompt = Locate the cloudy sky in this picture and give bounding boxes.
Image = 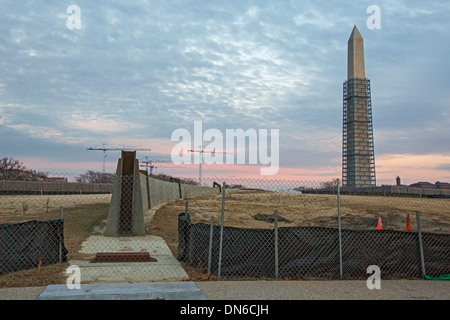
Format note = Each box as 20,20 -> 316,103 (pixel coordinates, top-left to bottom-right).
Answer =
0,0 -> 449,185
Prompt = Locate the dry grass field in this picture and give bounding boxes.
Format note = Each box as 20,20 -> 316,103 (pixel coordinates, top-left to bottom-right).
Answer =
0,194 -> 111,224
154,190 -> 450,232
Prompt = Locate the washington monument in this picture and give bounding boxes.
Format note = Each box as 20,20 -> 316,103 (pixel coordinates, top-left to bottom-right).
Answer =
342,26 -> 376,187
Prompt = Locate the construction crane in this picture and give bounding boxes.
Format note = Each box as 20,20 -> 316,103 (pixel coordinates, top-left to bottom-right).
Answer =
139,156 -> 186,176
189,146 -> 227,186
87,143 -> 151,173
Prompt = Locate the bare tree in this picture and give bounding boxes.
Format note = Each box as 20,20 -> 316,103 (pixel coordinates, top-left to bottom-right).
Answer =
0,157 -> 26,171
321,179 -> 339,191
75,170 -> 115,184
27,169 -> 49,181
152,173 -> 198,185
0,157 -> 48,180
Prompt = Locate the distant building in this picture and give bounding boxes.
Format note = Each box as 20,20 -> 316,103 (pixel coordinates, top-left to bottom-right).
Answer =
435,181 -> 450,189
409,181 -> 450,189
410,182 -> 435,188
396,176 -> 401,186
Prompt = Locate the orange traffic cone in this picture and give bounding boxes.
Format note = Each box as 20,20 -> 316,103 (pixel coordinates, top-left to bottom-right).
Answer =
377,217 -> 383,230
405,214 -> 413,231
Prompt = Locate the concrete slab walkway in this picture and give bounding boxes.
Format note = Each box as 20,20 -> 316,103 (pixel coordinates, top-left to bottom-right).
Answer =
67,204 -> 189,283
36,281 -> 206,300
70,234 -> 189,282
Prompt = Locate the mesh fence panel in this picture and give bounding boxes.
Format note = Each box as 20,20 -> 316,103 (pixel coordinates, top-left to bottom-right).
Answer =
0,219 -> 67,276
179,176 -> 450,280
179,215 -> 450,280
279,227 -> 341,279
340,230 -> 422,279
421,232 -> 450,278
1,172 -> 449,286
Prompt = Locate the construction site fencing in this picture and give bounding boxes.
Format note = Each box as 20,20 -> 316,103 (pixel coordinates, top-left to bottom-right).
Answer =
0,171 -> 449,286
178,213 -> 450,279
0,172 -> 190,286
180,177 -> 450,280
0,218 -> 68,276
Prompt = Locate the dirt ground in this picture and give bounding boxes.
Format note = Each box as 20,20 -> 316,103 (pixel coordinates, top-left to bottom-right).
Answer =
153,190 -> 450,233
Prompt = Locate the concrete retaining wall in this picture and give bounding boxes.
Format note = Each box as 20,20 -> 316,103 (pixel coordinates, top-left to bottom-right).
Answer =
0,180 -> 113,194
148,177 -> 220,208
140,173 -> 149,211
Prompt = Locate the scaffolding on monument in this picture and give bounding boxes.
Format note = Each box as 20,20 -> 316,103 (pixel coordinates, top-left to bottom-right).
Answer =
342,78 -> 376,187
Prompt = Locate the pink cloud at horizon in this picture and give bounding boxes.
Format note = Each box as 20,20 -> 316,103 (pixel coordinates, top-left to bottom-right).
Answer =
17,153 -> 450,186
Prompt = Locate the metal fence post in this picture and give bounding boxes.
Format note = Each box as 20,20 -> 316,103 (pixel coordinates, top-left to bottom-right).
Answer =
218,182 -> 226,280
274,210 -> 279,280
416,211 -> 426,278
337,179 -> 343,279
185,201 -> 188,218
59,207 -> 64,263
207,216 -> 214,275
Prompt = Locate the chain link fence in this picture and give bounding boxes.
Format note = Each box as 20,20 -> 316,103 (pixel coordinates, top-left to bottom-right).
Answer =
178,177 -> 450,280
1,172 -> 450,286
178,211 -> 450,280
0,219 -> 67,276
0,172 -> 190,287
